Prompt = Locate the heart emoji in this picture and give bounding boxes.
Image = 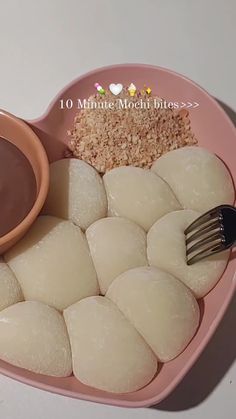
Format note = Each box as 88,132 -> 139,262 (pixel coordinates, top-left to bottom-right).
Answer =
109,83 -> 123,96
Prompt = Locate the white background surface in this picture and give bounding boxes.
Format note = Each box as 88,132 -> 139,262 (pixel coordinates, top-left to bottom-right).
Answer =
0,1 -> 235,418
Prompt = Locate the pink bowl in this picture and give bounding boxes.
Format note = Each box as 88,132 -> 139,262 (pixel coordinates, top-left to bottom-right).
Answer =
1,64 -> 235,408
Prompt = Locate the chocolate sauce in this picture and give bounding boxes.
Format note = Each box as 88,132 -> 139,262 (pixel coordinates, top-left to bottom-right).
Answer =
0,137 -> 37,237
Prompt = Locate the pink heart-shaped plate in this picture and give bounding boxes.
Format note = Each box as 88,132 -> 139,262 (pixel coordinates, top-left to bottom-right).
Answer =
0,64 -> 235,408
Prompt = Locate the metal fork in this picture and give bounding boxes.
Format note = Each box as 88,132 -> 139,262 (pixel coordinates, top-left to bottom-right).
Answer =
185,205 -> 236,265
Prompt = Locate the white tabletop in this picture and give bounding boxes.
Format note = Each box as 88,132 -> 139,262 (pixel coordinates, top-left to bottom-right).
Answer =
0,1 -> 235,418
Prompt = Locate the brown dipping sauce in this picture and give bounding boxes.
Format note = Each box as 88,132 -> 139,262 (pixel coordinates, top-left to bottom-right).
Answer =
0,137 -> 37,237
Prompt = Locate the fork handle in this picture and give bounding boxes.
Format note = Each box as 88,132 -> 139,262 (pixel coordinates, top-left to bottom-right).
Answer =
222,206 -> 236,247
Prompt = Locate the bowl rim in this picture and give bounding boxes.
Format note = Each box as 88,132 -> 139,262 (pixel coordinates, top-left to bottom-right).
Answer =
0,109 -> 49,247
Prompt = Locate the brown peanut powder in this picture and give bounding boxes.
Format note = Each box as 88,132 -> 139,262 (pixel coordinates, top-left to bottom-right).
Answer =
67,89 -> 198,174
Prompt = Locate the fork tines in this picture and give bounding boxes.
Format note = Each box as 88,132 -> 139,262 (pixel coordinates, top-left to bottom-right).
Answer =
185,206 -> 226,265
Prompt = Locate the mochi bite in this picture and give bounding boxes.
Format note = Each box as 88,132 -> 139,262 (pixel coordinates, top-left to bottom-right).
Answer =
0,301 -> 72,376
0,257 -> 23,311
5,216 -> 99,310
104,166 -> 181,231
152,146 -> 235,212
107,266 -> 200,362
43,158 -> 107,230
147,210 -> 230,298
64,296 -> 157,393
86,217 -> 147,294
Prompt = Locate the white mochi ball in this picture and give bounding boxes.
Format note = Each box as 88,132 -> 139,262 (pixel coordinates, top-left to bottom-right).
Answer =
64,296 -> 157,393
5,216 -> 99,310
86,217 -> 148,294
152,146 -> 235,212
107,266 -> 199,362
0,258 -> 23,311
0,301 -> 72,376
147,210 -> 230,298
43,158 -> 107,230
103,166 -> 181,231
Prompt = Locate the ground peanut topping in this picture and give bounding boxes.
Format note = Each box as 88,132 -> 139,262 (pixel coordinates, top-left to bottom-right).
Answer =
67,89 -> 198,174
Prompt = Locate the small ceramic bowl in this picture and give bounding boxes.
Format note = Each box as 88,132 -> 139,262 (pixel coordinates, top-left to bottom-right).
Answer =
0,110 -> 49,254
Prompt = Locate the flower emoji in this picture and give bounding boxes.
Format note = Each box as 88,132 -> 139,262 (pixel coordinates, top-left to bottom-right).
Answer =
94,83 -> 106,95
